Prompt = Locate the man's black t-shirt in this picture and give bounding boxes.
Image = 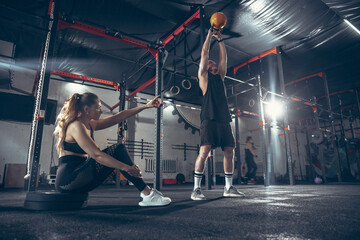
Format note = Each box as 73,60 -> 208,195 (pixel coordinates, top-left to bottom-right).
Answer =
200,73 -> 232,123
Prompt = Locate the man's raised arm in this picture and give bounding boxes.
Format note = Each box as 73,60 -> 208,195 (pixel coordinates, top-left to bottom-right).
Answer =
198,29 -> 215,92
216,31 -> 227,80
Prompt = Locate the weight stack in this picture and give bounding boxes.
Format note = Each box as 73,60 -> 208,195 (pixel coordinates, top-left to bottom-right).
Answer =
24,191 -> 88,211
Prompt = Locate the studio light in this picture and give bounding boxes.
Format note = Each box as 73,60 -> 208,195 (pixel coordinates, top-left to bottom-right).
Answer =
266,100 -> 284,120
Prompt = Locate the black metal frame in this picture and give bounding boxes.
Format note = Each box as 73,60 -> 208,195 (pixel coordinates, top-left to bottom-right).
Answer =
154,44 -> 164,190
115,73 -> 127,188
26,0 -> 58,191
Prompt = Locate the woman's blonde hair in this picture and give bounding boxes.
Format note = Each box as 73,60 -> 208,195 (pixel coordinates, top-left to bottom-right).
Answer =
53,92 -> 98,153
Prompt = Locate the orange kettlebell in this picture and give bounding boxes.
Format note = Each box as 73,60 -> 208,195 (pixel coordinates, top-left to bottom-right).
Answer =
210,12 -> 227,31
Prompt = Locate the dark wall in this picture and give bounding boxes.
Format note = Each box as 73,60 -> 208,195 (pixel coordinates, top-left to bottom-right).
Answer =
0,92 -> 57,125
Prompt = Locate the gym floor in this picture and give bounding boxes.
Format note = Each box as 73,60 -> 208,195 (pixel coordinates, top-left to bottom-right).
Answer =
1,184 -> 360,240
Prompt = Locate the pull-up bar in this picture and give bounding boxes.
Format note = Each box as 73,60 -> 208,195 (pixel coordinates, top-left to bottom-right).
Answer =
317,89 -> 354,100
51,70 -> 120,89
285,72 -> 323,87
225,75 -> 257,87
109,76 -> 157,111
58,18 -> 158,57
233,47 -> 277,75
162,9 -> 200,47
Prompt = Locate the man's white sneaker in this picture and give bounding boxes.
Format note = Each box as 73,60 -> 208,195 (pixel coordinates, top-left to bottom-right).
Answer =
223,186 -> 245,197
139,189 -> 171,207
191,187 -> 207,200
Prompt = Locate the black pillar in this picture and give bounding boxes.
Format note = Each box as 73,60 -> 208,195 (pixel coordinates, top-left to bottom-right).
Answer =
312,102 -> 327,183
338,96 -> 352,178
294,124 -> 304,180
199,6 -> 212,190
200,6 -> 205,46
116,73 -> 126,188
323,73 -> 342,182
26,0 -> 58,191
206,150 -> 213,190
276,47 -> 294,185
154,46 -> 164,190
234,97 -> 242,183
355,89 -> 360,116
257,75 -> 269,186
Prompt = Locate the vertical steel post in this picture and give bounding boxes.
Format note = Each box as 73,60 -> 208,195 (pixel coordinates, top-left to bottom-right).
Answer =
212,150 -> 216,186
312,101 -> 327,183
349,108 -> 360,179
200,6 -> 205,45
26,0 -> 58,191
349,111 -> 355,139
267,123 -> 275,185
338,96 -> 352,176
257,75 -> 269,186
323,73 -> 342,182
276,47 -> 294,185
304,121 -> 314,182
154,45 -> 163,191
355,89 -> 360,116
199,6 -> 212,190
294,124 -> 304,180
206,150 -> 213,190
116,73 -> 126,188
235,96 -> 242,184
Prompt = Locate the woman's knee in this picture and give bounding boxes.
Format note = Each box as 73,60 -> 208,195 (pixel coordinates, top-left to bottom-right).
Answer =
105,144 -> 133,165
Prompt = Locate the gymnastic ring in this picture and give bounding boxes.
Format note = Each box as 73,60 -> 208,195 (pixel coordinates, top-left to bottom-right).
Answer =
181,79 -> 191,90
249,98 -> 255,107
170,85 -> 180,96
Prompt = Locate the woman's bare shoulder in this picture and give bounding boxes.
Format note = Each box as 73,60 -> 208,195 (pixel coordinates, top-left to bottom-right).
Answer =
68,120 -> 83,129
66,120 -> 87,135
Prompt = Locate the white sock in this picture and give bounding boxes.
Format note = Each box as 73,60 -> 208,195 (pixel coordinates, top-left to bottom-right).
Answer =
194,171 -> 203,190
225,172 -> 233,190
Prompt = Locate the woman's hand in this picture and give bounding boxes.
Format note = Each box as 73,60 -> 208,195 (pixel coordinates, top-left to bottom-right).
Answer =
125,165 -> 142,178
145,95 -> 162,108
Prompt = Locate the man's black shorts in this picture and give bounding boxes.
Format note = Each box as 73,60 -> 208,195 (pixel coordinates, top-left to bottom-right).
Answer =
200,120 -> 235,150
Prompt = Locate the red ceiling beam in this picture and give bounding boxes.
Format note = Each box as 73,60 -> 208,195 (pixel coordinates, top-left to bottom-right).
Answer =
162,9 -> 200,47
284,72 -> 323,87
51,70 -> 120,90
341,104 -> 357,111
288,116 -> 313,124
110,76 -> 156,111
58,19 -> 158,57
239,110 -> 259,118
290,96 -> 314,107
233,47 -> 278,75
127,76 -> 156,97
316,89 -> 354,100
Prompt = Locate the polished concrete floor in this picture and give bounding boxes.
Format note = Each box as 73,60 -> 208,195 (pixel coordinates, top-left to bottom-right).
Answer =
1,183 -> 360,240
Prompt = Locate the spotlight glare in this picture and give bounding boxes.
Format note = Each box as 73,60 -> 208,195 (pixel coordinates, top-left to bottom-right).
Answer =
344,19 -> 360,36
266,100 -> 283,120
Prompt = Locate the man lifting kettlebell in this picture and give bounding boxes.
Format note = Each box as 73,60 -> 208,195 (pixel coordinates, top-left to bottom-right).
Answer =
191,12 -> 245,200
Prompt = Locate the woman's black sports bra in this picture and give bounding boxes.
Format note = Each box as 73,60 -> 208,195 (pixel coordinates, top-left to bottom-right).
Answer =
63,127 -> 94,154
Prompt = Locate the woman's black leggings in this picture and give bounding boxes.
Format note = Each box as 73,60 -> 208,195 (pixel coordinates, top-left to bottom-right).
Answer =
55,144 -> 147,193
245,157 -> 257,179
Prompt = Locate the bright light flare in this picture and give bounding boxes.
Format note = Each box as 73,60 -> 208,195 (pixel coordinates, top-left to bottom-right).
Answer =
344,19 -> 360,36
266,100 -> 284,120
